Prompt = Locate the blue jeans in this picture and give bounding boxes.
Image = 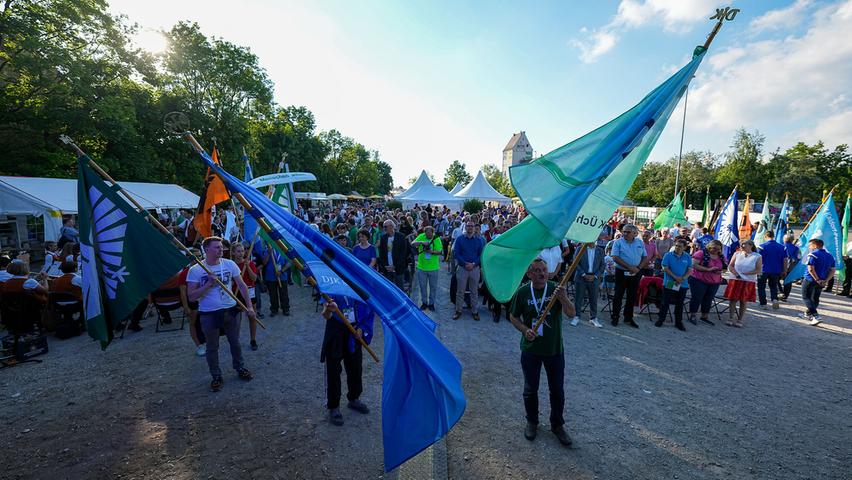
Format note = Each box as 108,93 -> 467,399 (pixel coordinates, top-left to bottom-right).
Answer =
688,277 -> 719,315
659,287 -> 688,324
758,273 -> 781,305
200,307 -> 244,379
521,351 -> 565,428
801,279 -> 823,315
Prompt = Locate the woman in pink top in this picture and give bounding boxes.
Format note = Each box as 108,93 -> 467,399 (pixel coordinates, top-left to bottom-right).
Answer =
687,240 -> 725,325
641,229 -> 658,276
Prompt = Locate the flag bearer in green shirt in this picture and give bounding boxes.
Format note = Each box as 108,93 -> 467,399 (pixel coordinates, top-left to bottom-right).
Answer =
509,257 -> 575,446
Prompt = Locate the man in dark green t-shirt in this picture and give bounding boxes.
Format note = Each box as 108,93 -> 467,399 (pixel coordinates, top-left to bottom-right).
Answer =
509,258 -> 575,446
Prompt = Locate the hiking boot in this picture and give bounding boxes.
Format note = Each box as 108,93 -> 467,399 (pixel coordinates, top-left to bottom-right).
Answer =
210,377 -> 223,392
524,422 -> 537,441
329,408 -> 344,426
347,399 -> 369,414
552,426 -> 572,446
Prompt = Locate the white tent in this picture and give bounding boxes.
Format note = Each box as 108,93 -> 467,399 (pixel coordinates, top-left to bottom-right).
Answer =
0,176 -> 199,244
454,171 -> 512,205
448,182 -> 464,195
396,170 -> 433,199
395,171 -> 462,210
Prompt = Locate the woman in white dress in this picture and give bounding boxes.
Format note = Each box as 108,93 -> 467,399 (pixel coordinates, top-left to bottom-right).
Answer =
723,240 -> 762,327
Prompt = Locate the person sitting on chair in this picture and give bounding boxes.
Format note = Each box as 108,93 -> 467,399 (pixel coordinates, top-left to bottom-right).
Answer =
50,261 -> 82,302
1,261 -> 48,304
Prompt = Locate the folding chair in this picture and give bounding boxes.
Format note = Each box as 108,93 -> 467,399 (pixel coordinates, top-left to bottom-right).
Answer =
638,283 -> 673,323
151,288 -> 186,333
712,280 -> 731,323
0,292 -> 48,368
48,292 -> 83,339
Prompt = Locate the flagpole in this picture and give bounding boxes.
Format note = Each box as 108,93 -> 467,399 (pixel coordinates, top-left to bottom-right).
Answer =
180,131 -> 378,362
532,243 -> 589,334
799,185 -> 837,237
59,136 -> 266,330
241,156 -> 285,277
674,86 -> 688,197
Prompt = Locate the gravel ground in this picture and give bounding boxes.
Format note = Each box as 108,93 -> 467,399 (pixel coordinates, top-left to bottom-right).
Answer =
1,266 -> 850,479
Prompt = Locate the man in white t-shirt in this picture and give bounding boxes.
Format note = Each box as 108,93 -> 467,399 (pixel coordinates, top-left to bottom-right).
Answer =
187,236 -> 257,392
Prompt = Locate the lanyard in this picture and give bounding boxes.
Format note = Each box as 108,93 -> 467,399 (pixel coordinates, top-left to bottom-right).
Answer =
530,282 -> 548,316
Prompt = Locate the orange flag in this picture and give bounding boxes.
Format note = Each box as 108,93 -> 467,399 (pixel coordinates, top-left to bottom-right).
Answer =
738,193 -> 753,240
193,146 -> 231,239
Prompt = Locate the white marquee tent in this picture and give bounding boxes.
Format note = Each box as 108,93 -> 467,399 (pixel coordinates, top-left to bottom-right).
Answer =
448,182 -> 464,195
454,171 -> 512,205
0,176 -> 199,246
396,171 -> 463,210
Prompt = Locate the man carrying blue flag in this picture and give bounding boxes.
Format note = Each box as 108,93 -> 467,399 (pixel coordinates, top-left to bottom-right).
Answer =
779,233 -> 801,302
509,258 -> 575,446
321,294 -> 373,426
799,238 -> 836,326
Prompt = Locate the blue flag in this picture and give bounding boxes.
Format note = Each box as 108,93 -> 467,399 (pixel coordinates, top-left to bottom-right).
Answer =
714,188 -> 739,261
784,192 -> 844,283
194,149 -> 465,471
774,196 -> 789,241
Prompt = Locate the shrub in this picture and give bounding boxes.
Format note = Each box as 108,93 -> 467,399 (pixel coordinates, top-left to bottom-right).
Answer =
462,199 -> 484,214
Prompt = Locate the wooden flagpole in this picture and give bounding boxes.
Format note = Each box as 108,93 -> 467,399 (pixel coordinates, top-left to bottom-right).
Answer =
59,135 -> 265,330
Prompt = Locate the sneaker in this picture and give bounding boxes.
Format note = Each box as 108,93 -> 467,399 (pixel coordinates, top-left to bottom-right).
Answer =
347,399 -> 370,414
570,316 -> 580,327
472,313 -> 480,321
329,408 -> 344,426
798,312 -> 812,320
772,301 -> 780,310
250,340 -> 258,351
524,422 -> 537,441
809,315 -> 822,326
589,318 -> 602,328
551,426 -> 573,446
210,377 -> 223,392
237,368 -> 254,381
195,345 -> 207,357
420,303 -> 428,310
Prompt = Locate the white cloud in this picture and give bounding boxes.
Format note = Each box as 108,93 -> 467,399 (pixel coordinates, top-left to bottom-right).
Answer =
686,0 -> 852,148
571,0 -> 720,63
749,0 -> 813,33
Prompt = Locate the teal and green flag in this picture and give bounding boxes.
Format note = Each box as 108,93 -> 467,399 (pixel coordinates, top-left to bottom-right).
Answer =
483,46 -> 707,302
78,155 -> 190,348
653,191 -> 689,229
784,192 -> 845,284
753,193 -> 772,242
840,194 -> 850,283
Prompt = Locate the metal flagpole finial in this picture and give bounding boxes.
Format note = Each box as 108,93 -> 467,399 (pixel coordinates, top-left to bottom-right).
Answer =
58,134 -> 84,156
164,111 -> 191,134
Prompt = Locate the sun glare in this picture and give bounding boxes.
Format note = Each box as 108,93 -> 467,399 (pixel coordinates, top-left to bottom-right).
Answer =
134,28 -> 168,54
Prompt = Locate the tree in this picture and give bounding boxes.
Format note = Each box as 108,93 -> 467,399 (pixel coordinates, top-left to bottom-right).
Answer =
481,164 -> 517,197
443,160 -> 472,190
715,128 -> 767,197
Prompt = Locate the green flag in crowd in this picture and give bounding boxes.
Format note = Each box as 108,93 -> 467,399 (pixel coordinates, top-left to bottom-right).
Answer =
482,46 -> 708,302
753,193 -> 772,242
701,188 -> 711,226
653,191 -> 689,230
77,155 -> 190,349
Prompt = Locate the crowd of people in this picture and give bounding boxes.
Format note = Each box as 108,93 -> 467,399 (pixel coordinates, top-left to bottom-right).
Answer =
0,198 -> 848,441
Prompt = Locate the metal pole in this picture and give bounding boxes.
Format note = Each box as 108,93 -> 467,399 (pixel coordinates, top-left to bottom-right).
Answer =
675,85 -> 689,197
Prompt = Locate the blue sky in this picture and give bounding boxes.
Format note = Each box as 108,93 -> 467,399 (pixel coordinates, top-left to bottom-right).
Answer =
111,0 -> 852,187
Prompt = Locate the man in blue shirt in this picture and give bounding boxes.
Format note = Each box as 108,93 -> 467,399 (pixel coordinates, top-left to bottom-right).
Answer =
780,233 -> 801,301
655,239 -> 693,331
452,220 -> 485,320
757,231 -> 787,310
610,224 -> 648,328
260,242 -> 292,317
800,238 -> 836,325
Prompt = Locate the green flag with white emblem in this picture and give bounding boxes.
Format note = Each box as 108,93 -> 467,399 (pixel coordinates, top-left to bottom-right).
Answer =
78,155 -> 190,349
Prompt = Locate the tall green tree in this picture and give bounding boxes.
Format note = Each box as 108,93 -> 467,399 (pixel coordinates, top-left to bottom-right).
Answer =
443,160 -> 472,190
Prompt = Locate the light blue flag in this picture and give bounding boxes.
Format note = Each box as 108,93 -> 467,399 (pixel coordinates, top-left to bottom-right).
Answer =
242,153 -> 258,240
483,46 -> 707,302
714,188 -> 739,261
774,196 -> 789,241
784,192 -> 844,283
194,149 -> 465,472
